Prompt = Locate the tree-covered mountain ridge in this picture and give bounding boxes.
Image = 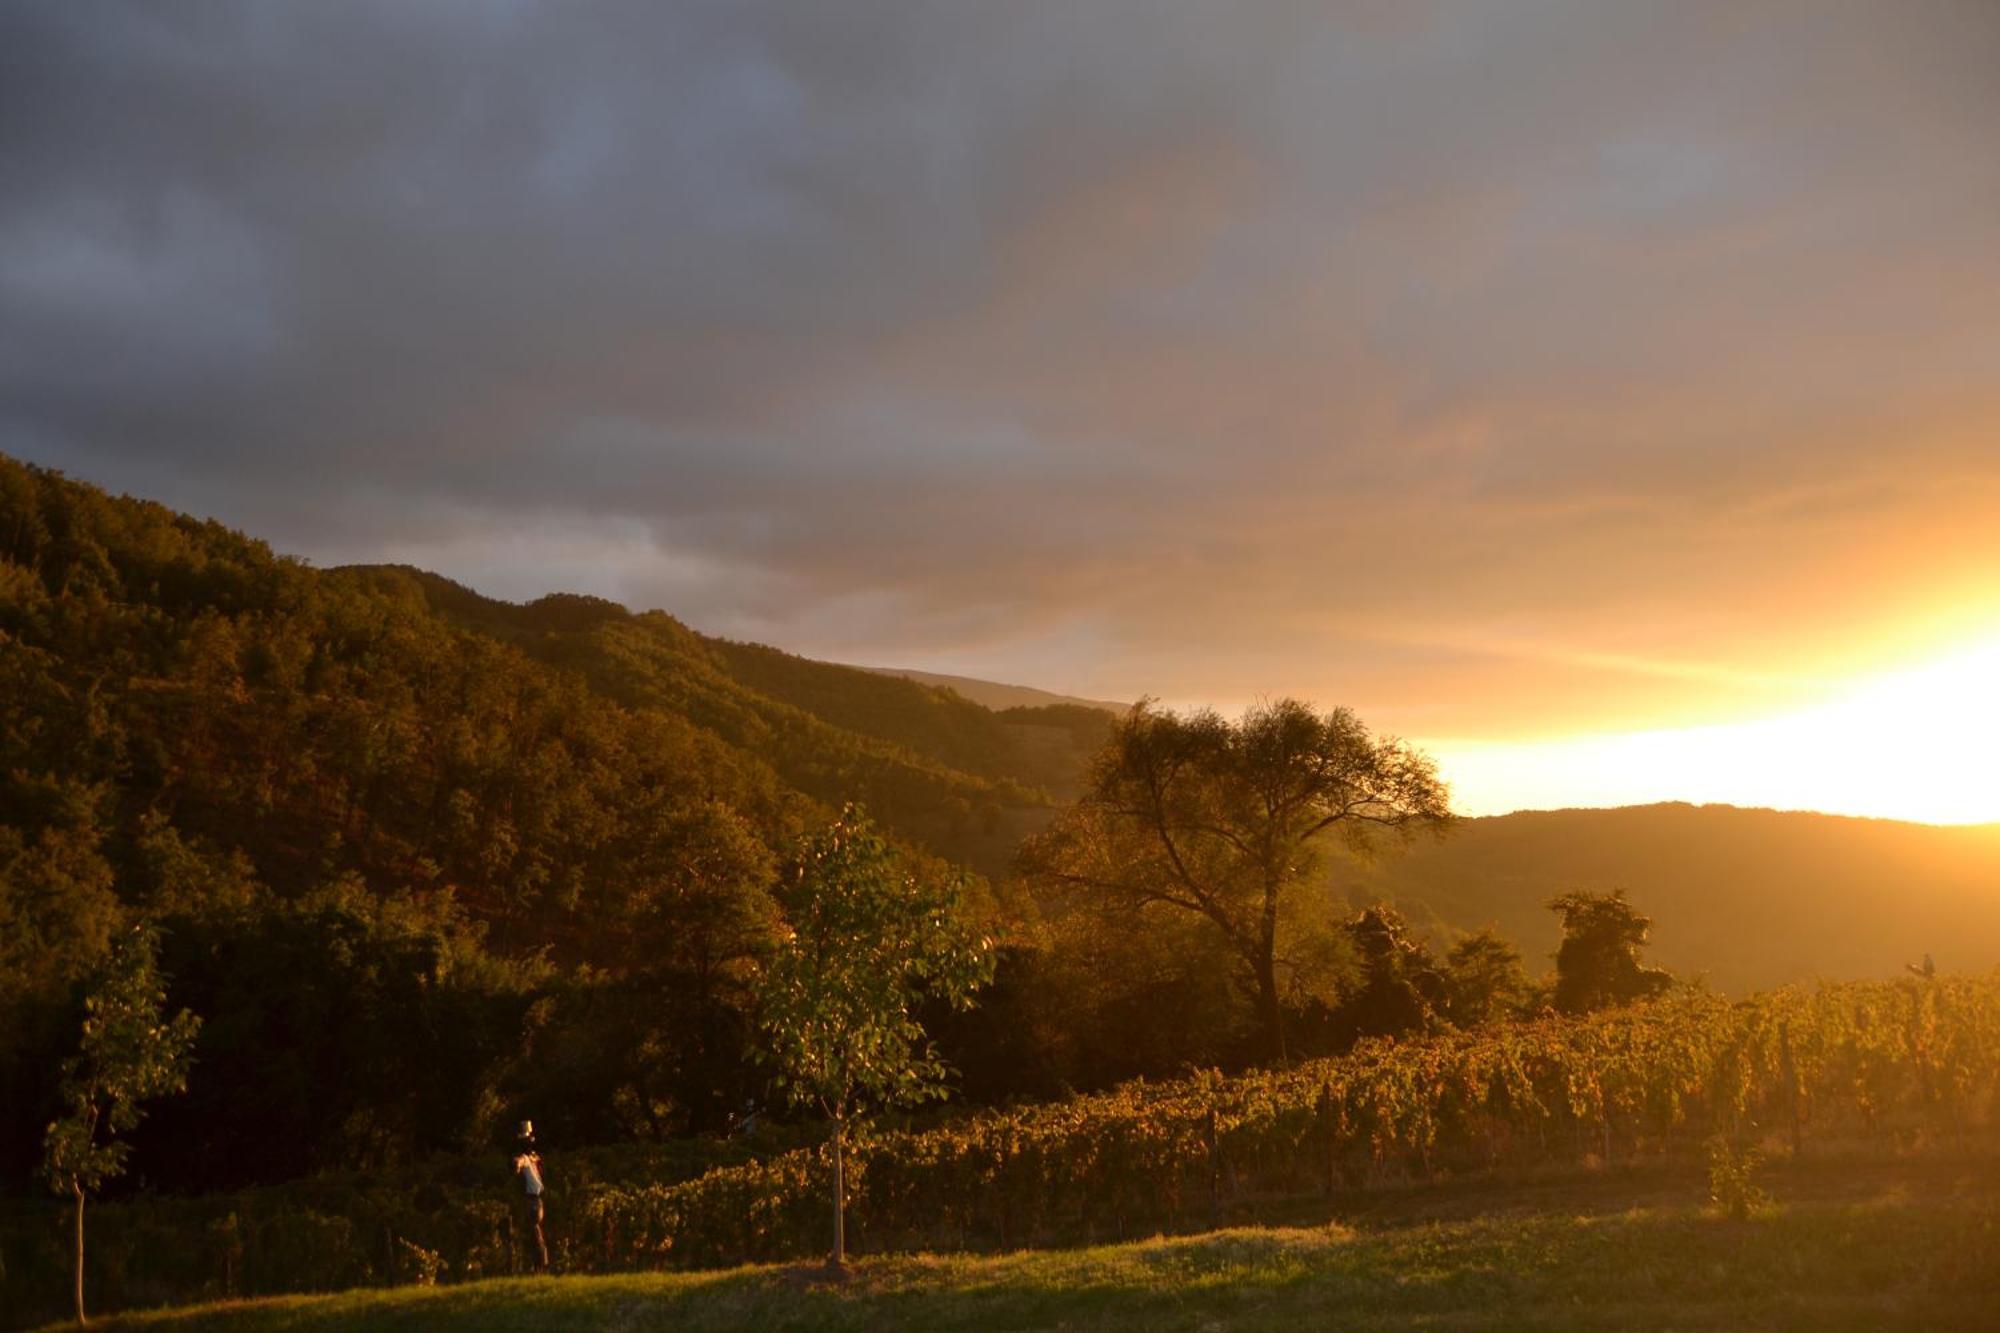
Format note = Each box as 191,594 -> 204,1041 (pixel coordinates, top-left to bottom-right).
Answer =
0,450 -> 1113,879
0,453 -> 1109,1182
340,562 -> 1118,876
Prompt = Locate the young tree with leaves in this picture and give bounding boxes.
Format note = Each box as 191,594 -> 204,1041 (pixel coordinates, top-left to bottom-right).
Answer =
40,926 -> 200,1325
1020,699 -> 1451,1062
754,808 -> 994,1271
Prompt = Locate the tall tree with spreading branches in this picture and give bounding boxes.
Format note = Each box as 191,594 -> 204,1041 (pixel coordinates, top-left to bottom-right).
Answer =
753,808 -> 993,1271
1021,699 -> 1451,1062
40,926 -> 200,1325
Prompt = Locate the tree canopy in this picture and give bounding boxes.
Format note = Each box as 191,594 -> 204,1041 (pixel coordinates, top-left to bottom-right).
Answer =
1549,890 -> 1675,1014
755,808 -> 994,1266
41,926 -> 200,1323
1020,698 -> 1452,1061
0,455 -> 1046,1187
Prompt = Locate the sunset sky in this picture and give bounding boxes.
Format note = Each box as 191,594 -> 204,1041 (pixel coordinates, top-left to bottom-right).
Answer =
4,3 -> 1996,822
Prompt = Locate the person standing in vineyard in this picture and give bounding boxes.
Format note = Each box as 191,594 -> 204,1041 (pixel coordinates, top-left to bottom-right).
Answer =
512,1120 -> 550,1271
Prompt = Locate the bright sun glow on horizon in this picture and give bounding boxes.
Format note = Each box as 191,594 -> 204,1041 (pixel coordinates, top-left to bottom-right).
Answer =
1421,633 -> 2000,826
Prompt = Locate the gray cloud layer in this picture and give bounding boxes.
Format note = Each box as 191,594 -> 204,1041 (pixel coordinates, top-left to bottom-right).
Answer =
5,1 -> 1998,732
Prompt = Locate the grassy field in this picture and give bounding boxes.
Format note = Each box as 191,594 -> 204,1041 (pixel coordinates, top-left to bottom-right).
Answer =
58,1150 -> 2000,1332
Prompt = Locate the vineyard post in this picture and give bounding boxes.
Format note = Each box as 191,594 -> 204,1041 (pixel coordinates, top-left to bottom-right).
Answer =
831,1118 -> 846,1269
72,1179 -> 85,1321
1595,1070 -> 1611,1167
1779,1021 -> 1802,1157
1204,1106 -> 1220,1227
998,1129 -> 1011,1249
1319,1081 -> 1337,1196
1906,982 -> 1938,1122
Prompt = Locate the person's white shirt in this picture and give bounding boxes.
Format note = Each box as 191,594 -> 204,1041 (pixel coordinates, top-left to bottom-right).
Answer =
515,1152 -> 544,1197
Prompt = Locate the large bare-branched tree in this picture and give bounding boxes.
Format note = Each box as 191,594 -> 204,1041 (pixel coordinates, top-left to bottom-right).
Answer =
1020,699 -> 1451,1062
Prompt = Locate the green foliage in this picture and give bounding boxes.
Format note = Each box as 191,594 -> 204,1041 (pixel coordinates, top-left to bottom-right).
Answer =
570,974 -> 2000,1270
0,455 -> 1047,1187
1007,903 -> 1248,1088
1334,905 -> 1448,1042
1706,1135 -> 1770,1220
383,567 -> 1069,883
144,885 -> 549,1184
392,1237 -> 445,1287
1442,927 -> 1534,1028
39,925 -> 201,1322
756,809 -> 996,1122
40,926 -> 201,1199
755,807 -> 995,1263
1549,890 -> 1675,1014
1022,699 -> 1452,1061
0,815 -> 125,1098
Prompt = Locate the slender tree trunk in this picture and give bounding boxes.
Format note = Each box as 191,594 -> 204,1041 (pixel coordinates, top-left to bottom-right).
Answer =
831,1115 -> 847,1271
1253,951 -> 1286,1066
73,1179 -> 87,1325
1256,882 -> 1286,1065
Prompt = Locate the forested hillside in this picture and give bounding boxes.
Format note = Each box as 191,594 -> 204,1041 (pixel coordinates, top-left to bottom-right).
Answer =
1346,804 -> 2000,991
0,457 -> 1098,1196
354,566 -> 1111,879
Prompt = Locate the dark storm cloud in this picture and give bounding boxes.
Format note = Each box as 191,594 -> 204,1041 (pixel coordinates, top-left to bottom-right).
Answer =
3,1 -> 1998,729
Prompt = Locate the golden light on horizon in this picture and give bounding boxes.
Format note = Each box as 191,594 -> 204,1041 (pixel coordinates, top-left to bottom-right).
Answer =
1424,631 -> 2000,826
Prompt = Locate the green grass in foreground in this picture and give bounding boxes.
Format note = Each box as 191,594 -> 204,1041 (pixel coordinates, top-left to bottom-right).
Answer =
69,1182 -> 2000,1333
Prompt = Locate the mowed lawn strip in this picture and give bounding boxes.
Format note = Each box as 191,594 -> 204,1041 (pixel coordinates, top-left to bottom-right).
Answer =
66,1189 -> 2000,1333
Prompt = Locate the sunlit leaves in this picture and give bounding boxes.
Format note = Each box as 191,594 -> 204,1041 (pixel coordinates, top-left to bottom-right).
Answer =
1021,698 -> 1452,1059
602,975 -> 2000,1267
40,925 -> 201,1198
755,807 -> 995,1123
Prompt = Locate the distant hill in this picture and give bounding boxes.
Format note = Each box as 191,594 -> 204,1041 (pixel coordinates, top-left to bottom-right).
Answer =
855,665 -> 1127,716
1344,802 -> 2000,993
